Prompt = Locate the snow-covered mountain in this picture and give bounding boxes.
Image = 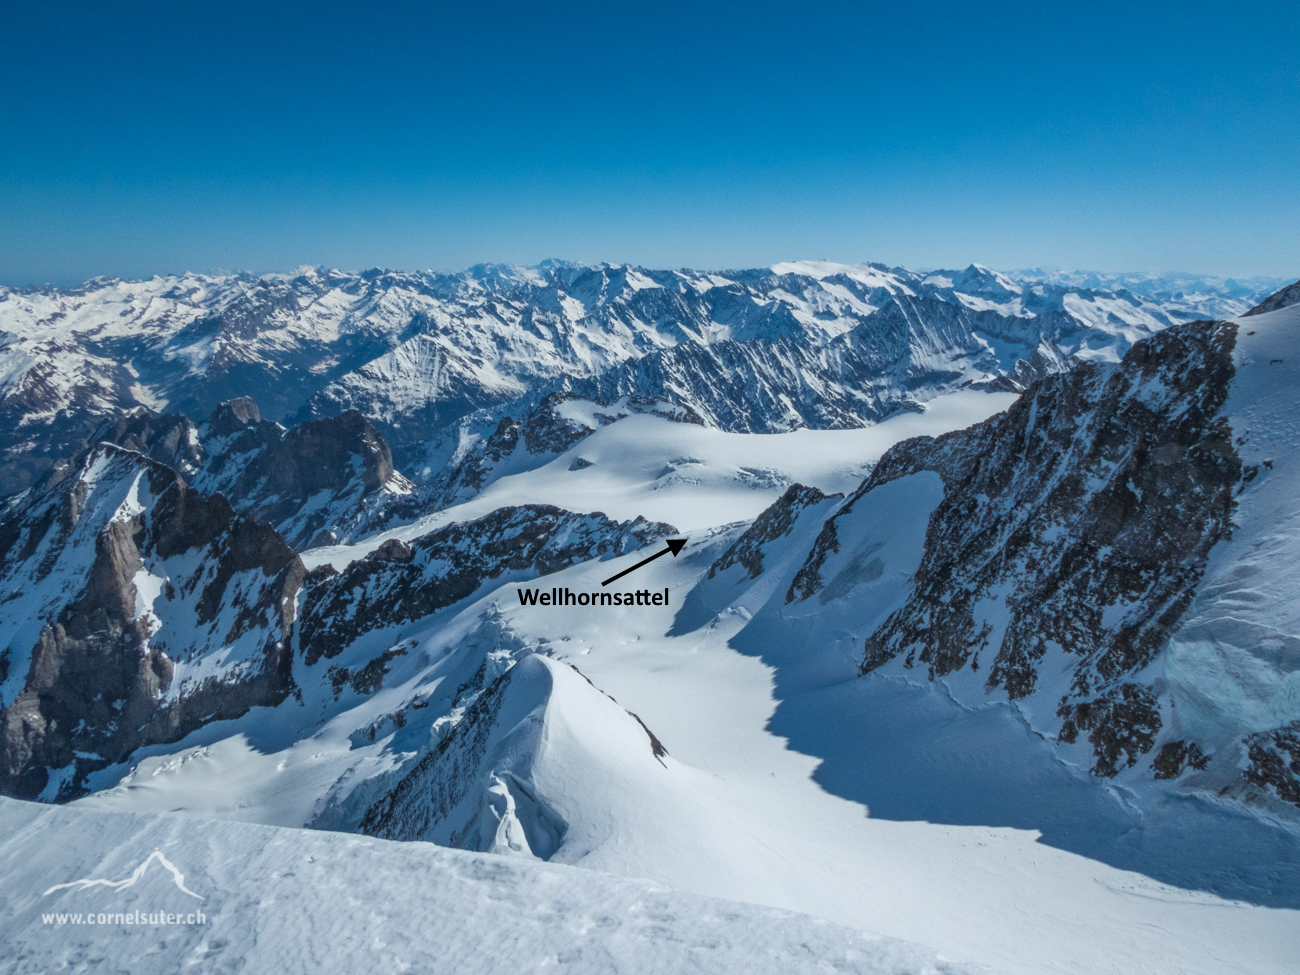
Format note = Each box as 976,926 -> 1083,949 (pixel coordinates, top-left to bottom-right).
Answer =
2,266 -> 1298,975
1007,268 -> 1287,321
769,309 -> 1300,810
2,261 -> 1276,496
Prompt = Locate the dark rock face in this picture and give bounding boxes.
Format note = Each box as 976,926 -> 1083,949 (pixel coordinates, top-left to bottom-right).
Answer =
298,506 -> 675,667
1245,723 -> 1300,805
205,396 -> 262,436
1243,279 -> 1300,317
789,320 -> 1243,778
0,445 -> 304,801
1152,739 -> 1211,780
710,484 -> 841,581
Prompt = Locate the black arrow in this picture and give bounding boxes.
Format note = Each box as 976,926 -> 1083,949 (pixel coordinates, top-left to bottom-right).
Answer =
601,538 -> 687,587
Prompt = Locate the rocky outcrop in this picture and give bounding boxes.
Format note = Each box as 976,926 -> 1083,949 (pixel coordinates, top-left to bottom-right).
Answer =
1243,279 -> 1300,316
298,506 -> 675,666
787,320 -> 1243,778
710,484 -> 841,580
0,445 -> 305,801
1245,723 -> 1300,805
49,397 -> 413,551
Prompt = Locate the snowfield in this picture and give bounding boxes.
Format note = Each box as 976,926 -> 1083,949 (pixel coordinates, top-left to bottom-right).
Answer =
0,797 -> 989,975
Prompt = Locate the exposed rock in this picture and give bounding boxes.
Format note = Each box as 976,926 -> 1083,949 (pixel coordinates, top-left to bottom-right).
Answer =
298,506 -> 675,666
205,396 -> 262,436
1243,279 -> 1300,317
710,484 -> 841,580
1058,684 -> 1163,778
1152,739 -> 1211,780
0,445 -> 305,801
787,320 -> 1242,777
1245,722 -> 1300,806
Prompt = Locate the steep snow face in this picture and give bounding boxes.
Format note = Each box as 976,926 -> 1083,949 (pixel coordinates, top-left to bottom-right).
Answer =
0,445 -> 305,801
1,798 -> 982,975
1160,303 -> 1300,810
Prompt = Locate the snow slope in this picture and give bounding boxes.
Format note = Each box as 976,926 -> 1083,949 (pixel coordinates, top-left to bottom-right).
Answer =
0,796 -> 985,975
1158,302 -> 1300,810
303,387 -> 1018,568
75,537 -> 1300,975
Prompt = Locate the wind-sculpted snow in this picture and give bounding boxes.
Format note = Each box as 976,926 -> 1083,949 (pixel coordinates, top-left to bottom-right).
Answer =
0,260 -> 1262,496
1,797 -> 993,975
297,505 -> 674,666
361,654 -> 670,861
0,445 -> 305,801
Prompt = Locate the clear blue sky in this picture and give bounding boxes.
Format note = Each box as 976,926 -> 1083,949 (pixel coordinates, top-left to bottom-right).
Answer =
1,0 -> 1296,285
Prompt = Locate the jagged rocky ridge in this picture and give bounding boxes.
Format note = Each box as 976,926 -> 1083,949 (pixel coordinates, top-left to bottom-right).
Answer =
0,445 -> 306,800
767,311 -> 1300,809
1,261 -> 1262,495
793,320 -> 1240,776
32,396 -> 413,550
298,506 -> 674,667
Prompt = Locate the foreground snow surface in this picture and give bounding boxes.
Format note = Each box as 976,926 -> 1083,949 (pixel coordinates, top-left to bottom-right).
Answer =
0,797 -> 985,975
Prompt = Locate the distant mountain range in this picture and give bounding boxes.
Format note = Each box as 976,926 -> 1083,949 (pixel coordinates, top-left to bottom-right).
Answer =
0,261 -> 1283,496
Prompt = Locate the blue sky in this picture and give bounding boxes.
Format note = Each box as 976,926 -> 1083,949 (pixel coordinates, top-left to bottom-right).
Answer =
1,0 -> 1296,284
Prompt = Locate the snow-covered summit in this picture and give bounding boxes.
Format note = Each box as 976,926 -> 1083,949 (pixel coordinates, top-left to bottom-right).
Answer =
0,259 -> 1268,496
